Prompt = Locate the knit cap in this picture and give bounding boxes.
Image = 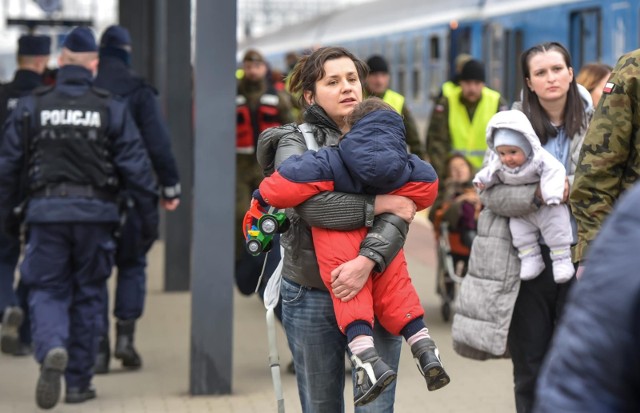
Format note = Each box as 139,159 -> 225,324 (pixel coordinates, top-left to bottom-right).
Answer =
366,55 -> 389,74
458,59 -> 485,82
493,128 -> 532,158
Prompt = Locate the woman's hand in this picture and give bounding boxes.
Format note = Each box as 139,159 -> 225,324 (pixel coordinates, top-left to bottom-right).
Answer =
374,194 -> 416,223
330,255 -> 375,302
455,190 -> 481,206
563,177 -> 570,203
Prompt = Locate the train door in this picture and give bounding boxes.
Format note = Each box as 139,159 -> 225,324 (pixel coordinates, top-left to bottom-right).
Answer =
484,23 -> 523,105
570,8 -> 602,68
448,24 -> 472,81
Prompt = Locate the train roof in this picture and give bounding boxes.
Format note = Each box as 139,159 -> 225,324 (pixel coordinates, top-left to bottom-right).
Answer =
238,0 -> 585,56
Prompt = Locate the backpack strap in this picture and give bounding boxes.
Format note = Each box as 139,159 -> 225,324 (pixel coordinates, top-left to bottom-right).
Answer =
298,123 -> 319,151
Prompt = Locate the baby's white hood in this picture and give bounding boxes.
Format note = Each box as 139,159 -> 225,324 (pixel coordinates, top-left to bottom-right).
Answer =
486,110 -> 542,153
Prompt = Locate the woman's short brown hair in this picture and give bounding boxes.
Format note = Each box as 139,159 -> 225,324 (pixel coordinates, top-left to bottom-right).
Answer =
287,46 -> 368,109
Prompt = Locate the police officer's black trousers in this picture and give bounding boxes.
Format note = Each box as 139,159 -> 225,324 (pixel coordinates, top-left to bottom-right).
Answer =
0,228 -> 20,312
21,223 -> 116,389
507,245 -> 575,413
0,226 -> 32,345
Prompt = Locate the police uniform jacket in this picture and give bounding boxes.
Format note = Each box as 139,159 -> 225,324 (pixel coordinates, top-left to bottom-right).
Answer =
536,182 -> 640,412
256,104 -> 409,290
0,69 -> 44,126
0,65 -> 158,228
94,56 -> 181,200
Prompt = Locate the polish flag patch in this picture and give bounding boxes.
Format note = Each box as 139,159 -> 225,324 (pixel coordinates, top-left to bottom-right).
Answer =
602,82 -> 615,94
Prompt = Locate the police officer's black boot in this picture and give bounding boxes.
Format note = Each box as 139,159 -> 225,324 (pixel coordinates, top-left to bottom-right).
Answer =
114,319 -> 142,369
93,334 -> 110,374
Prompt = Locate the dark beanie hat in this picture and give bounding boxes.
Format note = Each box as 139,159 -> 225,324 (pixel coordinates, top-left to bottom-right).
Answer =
458,59 -> 485,82
18,35 -> 51,56
100,25 -> 131,48
366,55 -> 388,74
63,26 -> 97,52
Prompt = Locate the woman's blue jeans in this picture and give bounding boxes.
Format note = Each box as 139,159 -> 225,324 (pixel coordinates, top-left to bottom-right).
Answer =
281,277 -> 402,413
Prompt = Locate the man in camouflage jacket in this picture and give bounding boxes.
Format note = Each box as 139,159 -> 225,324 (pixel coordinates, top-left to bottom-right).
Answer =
570,49 -> 640,264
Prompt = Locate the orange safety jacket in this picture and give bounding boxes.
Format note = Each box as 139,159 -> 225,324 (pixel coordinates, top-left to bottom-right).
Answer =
236,87 -> 282,155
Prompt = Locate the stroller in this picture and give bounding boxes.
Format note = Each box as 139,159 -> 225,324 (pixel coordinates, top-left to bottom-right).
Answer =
430,194 -> 478,321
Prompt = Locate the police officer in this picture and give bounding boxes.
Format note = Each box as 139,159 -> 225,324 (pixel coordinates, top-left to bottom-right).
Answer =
426,59 -> 507,179
92,24 -> 181,374
0,34 -> 51,357
0,27 -> 158,408
234,49 -> 293,290
570,49 -> 640,274
365,55 -> 425,158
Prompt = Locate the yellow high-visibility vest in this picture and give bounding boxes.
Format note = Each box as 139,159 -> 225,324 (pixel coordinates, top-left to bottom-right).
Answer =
447,87 -> 501,168
441,81 -> 460,99
382,89 -> 405,114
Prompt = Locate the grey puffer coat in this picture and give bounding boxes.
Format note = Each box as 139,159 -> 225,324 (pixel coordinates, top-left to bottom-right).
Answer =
452,184 -> 539,360
452,86 -> 593,359
256,105 -> 408,290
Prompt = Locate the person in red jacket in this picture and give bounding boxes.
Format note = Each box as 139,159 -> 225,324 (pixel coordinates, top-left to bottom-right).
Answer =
256,98 -> 449,406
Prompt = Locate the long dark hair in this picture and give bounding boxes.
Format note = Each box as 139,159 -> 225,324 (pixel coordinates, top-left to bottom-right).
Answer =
288,46 -> 368,109
520,42 -> 587,143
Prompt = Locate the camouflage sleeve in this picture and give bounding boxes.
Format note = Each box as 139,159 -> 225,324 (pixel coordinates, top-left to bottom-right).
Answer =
402,104 -> 425,158
425,97 -> 451,179
569,55 -> 640,262
277,90 -> 296,125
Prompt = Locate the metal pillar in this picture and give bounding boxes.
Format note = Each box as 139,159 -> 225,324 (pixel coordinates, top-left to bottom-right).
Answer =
118,1 -> 155,83
190,0 -> 236,394
163,1 -> 194,292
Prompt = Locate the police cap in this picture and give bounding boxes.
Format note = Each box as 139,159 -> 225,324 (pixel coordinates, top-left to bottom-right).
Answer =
18,35 -> 51,56
100,25 -> 131,49
63,26 -> 97,53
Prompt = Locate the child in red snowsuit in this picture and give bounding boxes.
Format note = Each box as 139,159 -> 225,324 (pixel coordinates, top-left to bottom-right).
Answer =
257,98 -> 449,406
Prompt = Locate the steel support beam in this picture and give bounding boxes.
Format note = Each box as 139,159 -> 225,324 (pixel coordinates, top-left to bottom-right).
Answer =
190,0 -> 236,394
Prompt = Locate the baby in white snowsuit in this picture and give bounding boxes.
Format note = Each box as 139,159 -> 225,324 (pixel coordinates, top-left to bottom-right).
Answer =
474,110 -> 574,283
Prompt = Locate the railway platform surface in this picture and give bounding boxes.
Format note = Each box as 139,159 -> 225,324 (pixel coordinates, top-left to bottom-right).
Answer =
0,215 -> 515,413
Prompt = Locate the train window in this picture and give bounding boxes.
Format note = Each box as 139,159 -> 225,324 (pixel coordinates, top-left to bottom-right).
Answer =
430,36 -> 440,60
397,68 -> 406,96
570,8 -> 602,68
398,40 -> 407,65
413,37 -> 424,101
412,68 -> 421,101
483,23 -> 504,94
429,35 -> 445,99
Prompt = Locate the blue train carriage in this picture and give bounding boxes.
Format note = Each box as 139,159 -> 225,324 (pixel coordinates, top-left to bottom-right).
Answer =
478,0 -> 639,104
238,0 -> 639,125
